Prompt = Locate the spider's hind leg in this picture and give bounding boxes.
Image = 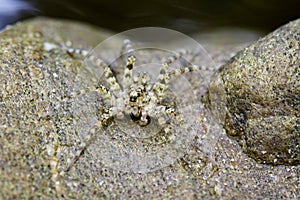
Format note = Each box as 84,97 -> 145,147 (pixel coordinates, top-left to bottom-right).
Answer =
65,105 -> 114,172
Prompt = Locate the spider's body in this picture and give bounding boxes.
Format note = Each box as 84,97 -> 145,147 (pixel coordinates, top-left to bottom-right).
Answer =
63,39 -> 211,171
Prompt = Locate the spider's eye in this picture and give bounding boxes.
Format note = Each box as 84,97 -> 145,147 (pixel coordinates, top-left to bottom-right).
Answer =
137,87 -> 143,93
130,95 -> 137,102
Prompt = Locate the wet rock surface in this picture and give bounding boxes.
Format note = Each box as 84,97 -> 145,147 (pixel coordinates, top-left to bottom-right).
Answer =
204,19 -> 300,165
0,17 -> 299,199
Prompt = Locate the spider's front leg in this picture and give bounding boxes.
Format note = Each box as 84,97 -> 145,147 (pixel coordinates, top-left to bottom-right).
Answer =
122,39 -> 136,90
152,49 -> 214,101
123,55 -> 136,89
152,49 -> 191,100
60,43 -> 122,101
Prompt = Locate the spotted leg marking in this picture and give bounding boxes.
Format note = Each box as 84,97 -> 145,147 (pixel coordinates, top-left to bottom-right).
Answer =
169,64 -> 214,77
123,55 -> 136,89
64,45 -> 121,95
152,48 -> 216,100
65,106 -> 113,171
152,49 -> 192,100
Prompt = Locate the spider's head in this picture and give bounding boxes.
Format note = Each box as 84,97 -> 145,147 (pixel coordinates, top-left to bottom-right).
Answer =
128,85 -> 146,106
124,72 -> 154,126
126,84 -> 153,126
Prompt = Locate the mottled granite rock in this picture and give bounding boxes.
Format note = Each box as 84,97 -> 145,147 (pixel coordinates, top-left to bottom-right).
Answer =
204,19 -> 300,166
0,17 -> 299,199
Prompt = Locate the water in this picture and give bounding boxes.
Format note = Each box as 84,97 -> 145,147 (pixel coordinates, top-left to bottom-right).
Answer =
0,0 -> 299,33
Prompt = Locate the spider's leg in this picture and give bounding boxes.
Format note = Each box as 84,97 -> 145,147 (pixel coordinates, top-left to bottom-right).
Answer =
68,82 -> 114,106
141,72 -> 152,92
152,62 -> 170,100
87,54 -> 121,93
132,71 -> 151,89
168,64 -> 214,78
125,72 -> 142,117
64,46 -> 122,117
65,108 -> 112,172
163,49 -> 192,65
157,106 -> 183,126
123,55 -> 136,89
65,124 -> 98,172
153,62 -> 214,100
137,73 -> 153,125
64,47 -> 90,57
120,39 -> 136,89
95,85 -> 114,105
121,39 -> 134,59
64,45 -> 122,94
152,49 -> 191,100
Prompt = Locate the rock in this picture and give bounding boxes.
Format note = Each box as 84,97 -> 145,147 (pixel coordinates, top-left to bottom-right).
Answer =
0,17 -> 112,199
204,19 -> 300,165
0,17 -> 299,199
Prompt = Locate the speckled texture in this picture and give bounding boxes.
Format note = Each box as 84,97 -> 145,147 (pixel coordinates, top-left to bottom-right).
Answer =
0,17 -> 299,199
204,19 -> 300,165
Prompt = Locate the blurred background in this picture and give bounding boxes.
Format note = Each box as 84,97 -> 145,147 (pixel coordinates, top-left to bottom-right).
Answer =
0,0 -> 299,34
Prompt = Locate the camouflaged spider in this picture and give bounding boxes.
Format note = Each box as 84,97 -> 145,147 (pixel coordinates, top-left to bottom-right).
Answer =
64,39 -> 212,171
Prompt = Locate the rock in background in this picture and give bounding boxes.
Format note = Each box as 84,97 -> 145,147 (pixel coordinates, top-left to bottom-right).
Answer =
205,19 -> 299,166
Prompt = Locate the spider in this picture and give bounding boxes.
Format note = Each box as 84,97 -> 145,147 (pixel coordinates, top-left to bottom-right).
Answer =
60,39 -> 213,171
